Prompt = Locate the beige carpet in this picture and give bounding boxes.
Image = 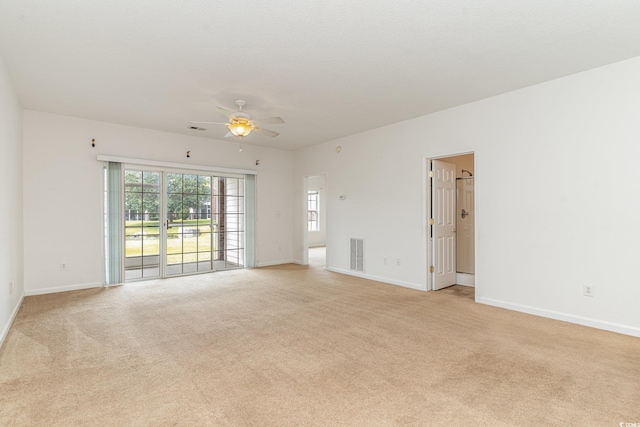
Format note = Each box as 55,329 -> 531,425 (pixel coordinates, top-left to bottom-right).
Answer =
1,264 -> 639,426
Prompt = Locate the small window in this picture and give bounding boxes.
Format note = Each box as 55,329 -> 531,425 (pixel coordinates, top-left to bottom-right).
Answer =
308,191 -> 319,231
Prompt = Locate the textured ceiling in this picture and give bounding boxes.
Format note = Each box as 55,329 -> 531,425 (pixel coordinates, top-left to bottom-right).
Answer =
1,1 -> 640,150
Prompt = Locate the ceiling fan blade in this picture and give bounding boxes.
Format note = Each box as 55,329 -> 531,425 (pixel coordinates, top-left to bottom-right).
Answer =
253,116 -> 284,125
224,131 -> 234,138
253,127 -> 279,138
188,121 -> 228,125
216,106 -> 235,118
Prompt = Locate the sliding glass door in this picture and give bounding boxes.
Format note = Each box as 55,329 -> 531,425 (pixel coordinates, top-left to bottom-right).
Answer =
122,168 -> 246,282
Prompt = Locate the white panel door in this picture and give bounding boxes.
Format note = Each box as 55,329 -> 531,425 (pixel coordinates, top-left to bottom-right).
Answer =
431,160 -> 456,290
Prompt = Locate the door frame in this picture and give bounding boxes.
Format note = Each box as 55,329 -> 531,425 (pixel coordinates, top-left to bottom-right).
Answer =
301,172 -> 328,266
424,149 -> 479,296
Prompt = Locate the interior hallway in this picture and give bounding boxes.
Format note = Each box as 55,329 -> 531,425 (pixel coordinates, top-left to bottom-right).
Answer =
308,246 -> 326,268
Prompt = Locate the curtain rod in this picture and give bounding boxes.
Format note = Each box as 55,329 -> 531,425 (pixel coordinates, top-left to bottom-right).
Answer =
97,155 -> 257,175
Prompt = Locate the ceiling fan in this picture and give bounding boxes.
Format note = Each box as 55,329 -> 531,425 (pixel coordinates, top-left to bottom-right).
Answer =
189,99 -> 284,138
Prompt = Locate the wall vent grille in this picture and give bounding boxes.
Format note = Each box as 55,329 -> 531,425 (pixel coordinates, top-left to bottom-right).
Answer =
350,238 -> 364,273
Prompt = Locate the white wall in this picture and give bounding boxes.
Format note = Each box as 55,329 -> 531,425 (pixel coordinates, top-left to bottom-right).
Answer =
307,174 -> 326,247
0,53 -> 24,345
22,111 -> 294,294
293,56 -> 640,337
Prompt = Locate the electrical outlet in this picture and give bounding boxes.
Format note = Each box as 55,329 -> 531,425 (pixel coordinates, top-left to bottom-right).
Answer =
583,284 -> 594,297
60,263 -> 68,271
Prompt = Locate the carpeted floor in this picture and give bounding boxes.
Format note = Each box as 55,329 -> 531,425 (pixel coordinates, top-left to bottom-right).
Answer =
1,263 -> 639,426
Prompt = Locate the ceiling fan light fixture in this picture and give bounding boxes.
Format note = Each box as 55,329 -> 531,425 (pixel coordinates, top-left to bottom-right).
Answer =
228,118 -> 255,137
189,100 -> 281,139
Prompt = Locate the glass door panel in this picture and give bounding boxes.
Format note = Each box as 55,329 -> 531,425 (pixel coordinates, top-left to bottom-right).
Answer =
165,173 -> 215,276
124,170 -> 161,281
213,177 -> 245,270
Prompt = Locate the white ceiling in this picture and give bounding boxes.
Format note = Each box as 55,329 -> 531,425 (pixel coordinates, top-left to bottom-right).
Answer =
1,1 -> 640,151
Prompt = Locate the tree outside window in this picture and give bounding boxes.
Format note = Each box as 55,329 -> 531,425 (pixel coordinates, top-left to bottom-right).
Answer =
308,191 -> 319,231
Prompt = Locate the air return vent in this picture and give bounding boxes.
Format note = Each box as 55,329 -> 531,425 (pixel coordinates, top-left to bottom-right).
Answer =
350,238 -> 364,272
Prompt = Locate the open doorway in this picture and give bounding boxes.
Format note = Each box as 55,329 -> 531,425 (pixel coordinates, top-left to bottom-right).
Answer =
427,153 -> 475,294
305,174 -> 326,268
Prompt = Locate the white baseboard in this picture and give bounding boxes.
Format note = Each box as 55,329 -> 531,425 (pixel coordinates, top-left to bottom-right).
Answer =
477,297 -> 640,338
256,260 -> 295,267
456,273 -> 475,287
328,267 -> 426,291
25,282 -> 102,296
1,292 -> 25,349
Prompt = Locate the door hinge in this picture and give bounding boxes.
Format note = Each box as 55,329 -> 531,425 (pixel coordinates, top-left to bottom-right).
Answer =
429,171 -> 434,178
429,266 -> 435,273
429,218 -> 435,225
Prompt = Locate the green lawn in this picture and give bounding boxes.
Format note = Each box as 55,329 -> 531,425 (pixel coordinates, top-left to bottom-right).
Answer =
125,219 -> 217,262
